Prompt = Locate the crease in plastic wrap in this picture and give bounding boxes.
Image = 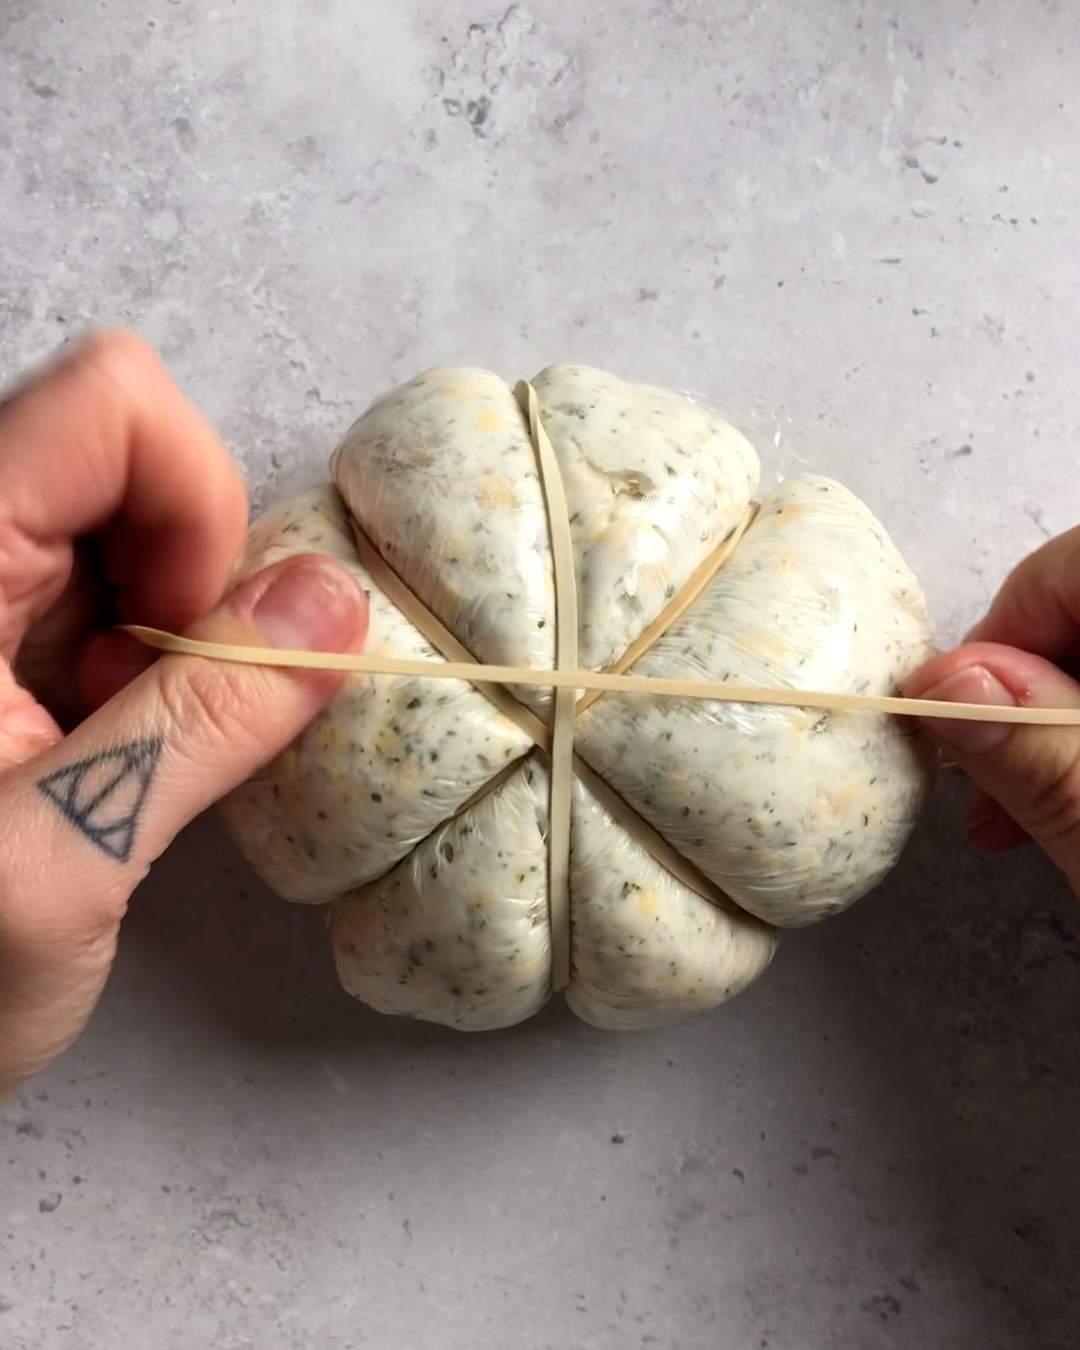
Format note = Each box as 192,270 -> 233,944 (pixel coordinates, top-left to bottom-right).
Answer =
220,363 -> 936,1032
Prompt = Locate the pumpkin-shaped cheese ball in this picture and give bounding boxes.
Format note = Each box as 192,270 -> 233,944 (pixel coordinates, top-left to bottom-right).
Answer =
221,365 -> 935,1031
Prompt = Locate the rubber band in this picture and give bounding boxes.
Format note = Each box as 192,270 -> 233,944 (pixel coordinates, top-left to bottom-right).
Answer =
346,515 -> 542,747
332,396 -> 753,963
122,629 -> 1080,727
122,383 -> 1080,996
515,379 -> 578,991
574,501 -> 759,716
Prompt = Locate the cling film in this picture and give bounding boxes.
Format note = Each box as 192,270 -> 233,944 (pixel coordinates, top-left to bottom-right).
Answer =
221,363 -> 936,1031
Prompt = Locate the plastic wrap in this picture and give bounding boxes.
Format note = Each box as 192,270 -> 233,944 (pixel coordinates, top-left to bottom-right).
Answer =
219,486 -> 532,903
575,475 -> 936,928
222,363 -> 935,1031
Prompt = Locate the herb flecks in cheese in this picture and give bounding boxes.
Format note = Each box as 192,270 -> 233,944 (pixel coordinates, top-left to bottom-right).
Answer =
568,780 -> 776,1029
576,475 -> 936,928
332,759 -> 551,1031
225,368 -> 936,1031
533,364 -> 760,676
332,367 -> 557,714
220,486 -> 533,903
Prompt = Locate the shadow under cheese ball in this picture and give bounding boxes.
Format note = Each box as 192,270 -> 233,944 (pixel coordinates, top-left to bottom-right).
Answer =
220,365 -> 935,1031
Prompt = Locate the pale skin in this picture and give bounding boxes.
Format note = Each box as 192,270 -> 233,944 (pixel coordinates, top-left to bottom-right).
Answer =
0,331 -> 1075,1093
0,332 -> 369,1095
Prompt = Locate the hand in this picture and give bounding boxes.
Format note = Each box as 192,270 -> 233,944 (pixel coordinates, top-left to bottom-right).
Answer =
0,331 -> 368,1093
904,526 -> 1080,894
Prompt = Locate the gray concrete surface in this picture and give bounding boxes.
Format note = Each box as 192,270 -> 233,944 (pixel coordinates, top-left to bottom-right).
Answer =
2,2 -> 1080,1346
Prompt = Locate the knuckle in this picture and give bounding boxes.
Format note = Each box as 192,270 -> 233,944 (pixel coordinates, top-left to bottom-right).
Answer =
155,658 -> 265,759
1023,757 -> 1080,844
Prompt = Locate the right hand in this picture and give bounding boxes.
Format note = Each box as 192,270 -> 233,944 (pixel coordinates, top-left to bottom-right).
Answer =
904,526 -> 1080,895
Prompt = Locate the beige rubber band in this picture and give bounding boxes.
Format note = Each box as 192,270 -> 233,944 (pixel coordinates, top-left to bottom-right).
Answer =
346,516 -> 543,746
335,407 -> 747,952
122,384 -> 1080,996
515,380 -> 579,990
122,629 -> 1080,726
345,382 -> 752,983
574,501 -> 759,716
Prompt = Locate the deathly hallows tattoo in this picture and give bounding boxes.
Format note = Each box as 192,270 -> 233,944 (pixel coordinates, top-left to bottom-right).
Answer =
37,738 -> 163,863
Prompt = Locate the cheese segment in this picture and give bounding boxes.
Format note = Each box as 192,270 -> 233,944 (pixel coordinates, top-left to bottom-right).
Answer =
222,364 -> 935,1030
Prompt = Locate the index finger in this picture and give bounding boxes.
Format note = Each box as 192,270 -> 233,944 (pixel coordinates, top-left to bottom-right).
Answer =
967,524 -> 1080,664
0,329 -> 248,637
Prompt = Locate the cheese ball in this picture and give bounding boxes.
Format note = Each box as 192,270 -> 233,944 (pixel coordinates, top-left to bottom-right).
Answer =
221,365 -> 934,1030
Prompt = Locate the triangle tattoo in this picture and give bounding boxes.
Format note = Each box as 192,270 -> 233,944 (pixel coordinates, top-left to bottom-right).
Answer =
37,738 -> 164,863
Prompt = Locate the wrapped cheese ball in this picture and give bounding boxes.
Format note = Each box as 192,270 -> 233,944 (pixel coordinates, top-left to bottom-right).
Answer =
221,364 -> 935,1031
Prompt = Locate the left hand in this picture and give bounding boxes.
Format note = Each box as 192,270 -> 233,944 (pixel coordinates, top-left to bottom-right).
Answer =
0,331 -> 368,1092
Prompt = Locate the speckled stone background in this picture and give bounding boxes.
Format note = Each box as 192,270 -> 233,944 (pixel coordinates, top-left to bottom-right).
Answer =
2,2 -> 1079,1347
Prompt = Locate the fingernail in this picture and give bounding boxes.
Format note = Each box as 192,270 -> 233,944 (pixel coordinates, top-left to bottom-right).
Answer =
918,665 -> 1015,755
246,557 -> 366,652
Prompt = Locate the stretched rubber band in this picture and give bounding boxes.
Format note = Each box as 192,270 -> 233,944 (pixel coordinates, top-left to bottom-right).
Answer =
123,382 -> 1080,995
122,629 -> 1080,727
573,501 -> 759,716
330,398 -> 754,961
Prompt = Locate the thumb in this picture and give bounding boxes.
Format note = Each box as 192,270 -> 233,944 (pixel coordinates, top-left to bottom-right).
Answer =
905,642 -> 1080,893
0,552 -> 365,1089
2,552 -> 368,898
